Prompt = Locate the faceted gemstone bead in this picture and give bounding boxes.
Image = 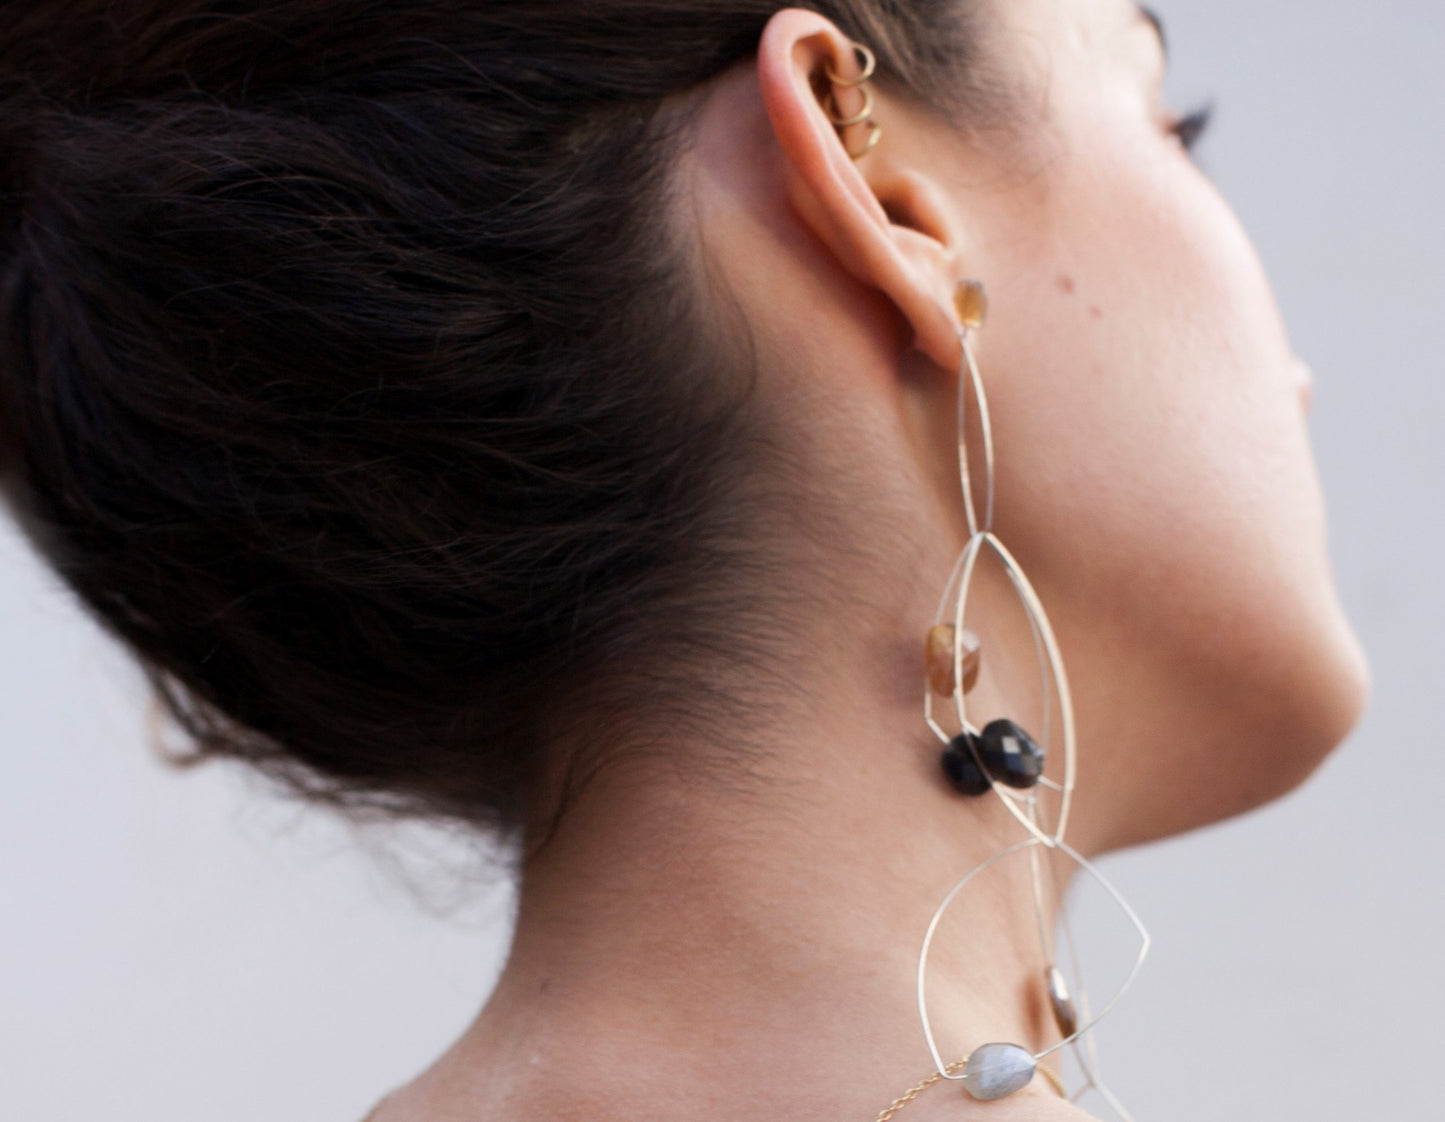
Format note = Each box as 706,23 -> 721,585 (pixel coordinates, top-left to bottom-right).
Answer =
925,624 -> 981,697
962,1042 -> 1036,1101
940,734 -> 990,796
954,279 -> 989,330
1047,965 -> 1079,1037
976,718 -> 1045,789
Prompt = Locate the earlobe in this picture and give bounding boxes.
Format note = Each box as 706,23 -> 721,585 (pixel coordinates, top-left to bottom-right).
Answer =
756,8 -> 966,372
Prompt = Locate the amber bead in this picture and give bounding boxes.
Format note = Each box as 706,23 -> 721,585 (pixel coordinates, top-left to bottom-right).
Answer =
954,279 -> 988,330
925,624 -> 981,697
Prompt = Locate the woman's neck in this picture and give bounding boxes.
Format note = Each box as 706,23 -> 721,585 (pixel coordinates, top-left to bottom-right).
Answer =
395,629 -> 1104,1120
510,743 -> 1068,1043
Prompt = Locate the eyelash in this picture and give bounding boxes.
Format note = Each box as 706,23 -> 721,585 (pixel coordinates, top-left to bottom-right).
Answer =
1169,100 -> 1214,153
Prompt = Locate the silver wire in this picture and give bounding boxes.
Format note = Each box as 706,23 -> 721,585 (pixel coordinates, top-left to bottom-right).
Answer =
916,837 -> 1041,1078
1026,798 -> 1056,973
956,328 -> 995,537
1031,837 -> 1151,1063
914,835 -> 1151,1077
925,328 -> 1076,842
935,529 -> 1077,847
912,316 -> 1147,1116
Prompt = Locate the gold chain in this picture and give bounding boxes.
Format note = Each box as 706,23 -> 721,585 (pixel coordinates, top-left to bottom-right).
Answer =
874,1056 -> 1067,1122
875,1059 -> 969,1121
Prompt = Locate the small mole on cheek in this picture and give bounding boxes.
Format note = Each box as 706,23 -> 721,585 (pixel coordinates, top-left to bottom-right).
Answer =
1056,274 -> 1076,295
1089,305 -> 1103,319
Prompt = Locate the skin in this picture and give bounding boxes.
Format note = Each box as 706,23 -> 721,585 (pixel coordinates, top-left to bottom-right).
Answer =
369,1 -> 1370,1118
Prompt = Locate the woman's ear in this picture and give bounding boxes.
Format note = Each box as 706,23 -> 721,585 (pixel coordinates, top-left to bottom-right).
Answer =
756,7 -> 966,371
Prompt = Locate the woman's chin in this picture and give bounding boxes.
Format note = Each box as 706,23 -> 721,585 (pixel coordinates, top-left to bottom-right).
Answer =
1088,590 -> 1372,854
1284,598 -> 1372,785
1210,598 -> 1369,827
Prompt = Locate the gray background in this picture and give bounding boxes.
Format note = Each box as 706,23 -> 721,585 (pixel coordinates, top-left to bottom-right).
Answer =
1,2 -> 1440,1118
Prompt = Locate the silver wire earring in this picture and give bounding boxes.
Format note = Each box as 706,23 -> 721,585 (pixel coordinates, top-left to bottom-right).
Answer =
915,281 -> 1151,1115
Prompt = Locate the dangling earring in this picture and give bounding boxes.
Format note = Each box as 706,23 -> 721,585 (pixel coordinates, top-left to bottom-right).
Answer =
910,280 -> 1151,1116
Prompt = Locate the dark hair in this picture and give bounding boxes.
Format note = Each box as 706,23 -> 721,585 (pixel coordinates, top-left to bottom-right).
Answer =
0,1 -> 999,851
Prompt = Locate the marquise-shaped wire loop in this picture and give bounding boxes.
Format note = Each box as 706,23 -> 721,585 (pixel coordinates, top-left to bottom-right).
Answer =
956,328 -> 995,539
923,538 -> 1056,846
925,328 -> 996,743
916,836 -> 1151,1082
926,529 -> 1057,759
962,532 -> 1077,845
922,529 -> 1077,847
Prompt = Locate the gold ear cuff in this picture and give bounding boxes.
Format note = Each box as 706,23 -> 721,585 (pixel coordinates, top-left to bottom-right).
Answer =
824,42 -> 882,159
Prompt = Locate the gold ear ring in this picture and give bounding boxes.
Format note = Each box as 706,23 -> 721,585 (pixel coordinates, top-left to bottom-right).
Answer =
825,81 -> 874,127
844,120 -> 883,159
824,42 -> 877,86
823,41 -> 882,160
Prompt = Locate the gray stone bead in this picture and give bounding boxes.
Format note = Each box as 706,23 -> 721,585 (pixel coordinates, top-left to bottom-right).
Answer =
961,1042 -> 1037,1101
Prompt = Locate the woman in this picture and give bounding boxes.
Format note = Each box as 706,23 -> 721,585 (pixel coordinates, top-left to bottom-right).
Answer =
0,0 -> 1369,1119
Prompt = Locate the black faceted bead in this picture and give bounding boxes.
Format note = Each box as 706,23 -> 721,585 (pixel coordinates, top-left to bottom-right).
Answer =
976,718 -> 1045,789
941,733 -> 991,796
